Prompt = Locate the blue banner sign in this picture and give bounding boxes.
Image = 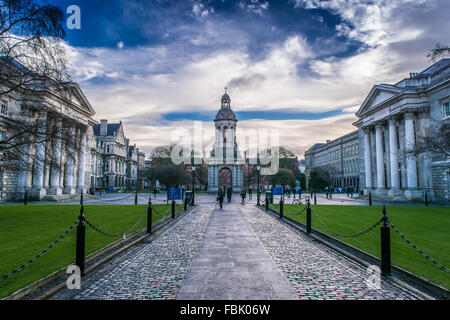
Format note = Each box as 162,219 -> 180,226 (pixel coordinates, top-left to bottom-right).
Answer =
168,188 -> 182,200
272,187 -> 283,195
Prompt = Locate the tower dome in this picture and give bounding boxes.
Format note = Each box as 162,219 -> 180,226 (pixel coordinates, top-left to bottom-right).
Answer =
220,87 -> 231,108
215,87 -> 236,122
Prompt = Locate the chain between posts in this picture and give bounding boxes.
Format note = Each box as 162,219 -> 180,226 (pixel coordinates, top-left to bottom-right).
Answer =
284,205 -> 307,215
152,205 -> 172,217
388,221 -> 450,273
85,209 -> 147,238
310,208 -> 382,238
0,220 -> 78,282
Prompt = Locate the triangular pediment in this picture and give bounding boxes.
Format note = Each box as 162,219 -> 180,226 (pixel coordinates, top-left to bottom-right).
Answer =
52,83 -> 96,116
356,85 -> 402,117
67,84 -> 96,116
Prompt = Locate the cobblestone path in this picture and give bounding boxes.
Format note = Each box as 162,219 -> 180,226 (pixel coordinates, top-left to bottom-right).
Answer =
240,205 -> 423,300
50,204 -> 214,300
177,202 -> 297,300
49,195 -> 423,300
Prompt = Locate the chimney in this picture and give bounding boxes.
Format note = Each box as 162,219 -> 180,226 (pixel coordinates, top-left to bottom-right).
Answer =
326,140 -> 331,144
100,119 -> 108,136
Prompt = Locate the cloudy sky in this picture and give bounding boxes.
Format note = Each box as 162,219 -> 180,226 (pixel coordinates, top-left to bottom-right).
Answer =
47,0 -> 449,158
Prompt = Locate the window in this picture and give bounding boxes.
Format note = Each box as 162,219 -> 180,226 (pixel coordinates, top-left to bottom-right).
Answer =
443,101 -> 450,118
1,99 -> 7,115
0,131 -> 5,141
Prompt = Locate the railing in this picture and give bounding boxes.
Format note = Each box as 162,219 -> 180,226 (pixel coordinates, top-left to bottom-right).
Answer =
259,197 -> 449,277
0,194 -> 189,284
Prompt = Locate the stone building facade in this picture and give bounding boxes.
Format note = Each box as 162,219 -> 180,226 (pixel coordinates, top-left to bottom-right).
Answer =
207,90 -> 244,192
305,59 -> 450,202
305,130 -> 360,191
354,59 -> 449,201
0,82 -> 97,200
0,65 -> 146,200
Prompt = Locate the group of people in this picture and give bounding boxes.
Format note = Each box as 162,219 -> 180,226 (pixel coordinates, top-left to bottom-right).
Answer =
324,186 -> 355,199
216,186 -> 251,208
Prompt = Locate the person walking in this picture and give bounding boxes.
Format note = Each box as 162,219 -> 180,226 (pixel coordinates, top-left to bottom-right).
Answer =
217,186 -> 225,209
227,186 -> 232,203
248,186 -> 253,200
298,187 -> 303,200
240,187 -> 247,204
325,186 -> 329,199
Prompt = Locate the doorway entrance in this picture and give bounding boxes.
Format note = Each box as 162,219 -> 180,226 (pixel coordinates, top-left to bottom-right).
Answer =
219,167 -> 232,188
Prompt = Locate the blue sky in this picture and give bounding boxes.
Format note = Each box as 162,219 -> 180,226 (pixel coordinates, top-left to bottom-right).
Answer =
43,0 -> 450,156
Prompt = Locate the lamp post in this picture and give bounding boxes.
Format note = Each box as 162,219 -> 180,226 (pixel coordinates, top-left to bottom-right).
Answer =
257,164 -> 261,206
192,165 -> 196,205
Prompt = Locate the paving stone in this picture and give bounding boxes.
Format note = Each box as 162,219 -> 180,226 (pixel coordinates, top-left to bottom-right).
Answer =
50,203 -> 214,300
240,205 -> 423,300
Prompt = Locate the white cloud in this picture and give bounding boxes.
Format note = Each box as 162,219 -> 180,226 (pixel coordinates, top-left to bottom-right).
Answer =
64,0 -> 449,158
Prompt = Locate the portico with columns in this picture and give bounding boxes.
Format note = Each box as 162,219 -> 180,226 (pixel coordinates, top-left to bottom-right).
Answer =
1,83 -> 97,201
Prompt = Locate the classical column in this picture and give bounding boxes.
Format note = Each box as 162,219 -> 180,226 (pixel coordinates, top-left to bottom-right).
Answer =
418,110 -> 433,191
388,118 -> 400,189
375,123 -> 385,189
31,110 -> 48,199
404,112 -> 418,189
49,117 -> 63,195
63,125 -> 76,194
17,109 -> 34,195
76,127 -> 87,194
363,128 -> 372,191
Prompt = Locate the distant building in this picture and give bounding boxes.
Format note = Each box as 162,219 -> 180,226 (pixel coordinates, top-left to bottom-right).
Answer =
305,130 -> 360,191
91,120 -> 146,192
207,89 -> 244,192
298,159 -> 305,174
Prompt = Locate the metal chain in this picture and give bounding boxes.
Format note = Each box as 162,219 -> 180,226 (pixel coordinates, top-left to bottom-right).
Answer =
311,208 -> 382,238
85,209 -> 147,238
152,205 -> 172,217
0,220 -> 78,282
388,221 -> 450,273
284,205 -> 307,215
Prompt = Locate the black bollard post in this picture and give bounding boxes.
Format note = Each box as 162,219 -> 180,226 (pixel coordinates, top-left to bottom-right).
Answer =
192,192 -> 195,206
135,190 -> 138,205
147,198 -> 152,234
265,196 -> 268,211
425,191 -> 428,207
279,197 -> 284,219
76,205 -> 86,275
306,198 -> 311,235
380,206 -> 391,275
184,196 -> 187,211
314,193 -> 317,205
369,192 -> 372,206
24,189 -> 28,205
171,199 -> 176,219
257,193 -> 260,206
80,192 -> 84,206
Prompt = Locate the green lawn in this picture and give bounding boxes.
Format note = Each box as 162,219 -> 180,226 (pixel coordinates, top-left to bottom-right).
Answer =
269,203 -> 450,289
0,204 -> 182,298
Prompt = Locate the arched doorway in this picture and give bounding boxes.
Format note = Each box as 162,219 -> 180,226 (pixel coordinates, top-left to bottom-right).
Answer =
219,167 -> 232,188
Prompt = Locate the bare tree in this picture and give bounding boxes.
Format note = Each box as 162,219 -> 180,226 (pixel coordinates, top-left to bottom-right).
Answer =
0,0 -> 69,97
406,120 -> 450,160
427,42 -> 450,62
